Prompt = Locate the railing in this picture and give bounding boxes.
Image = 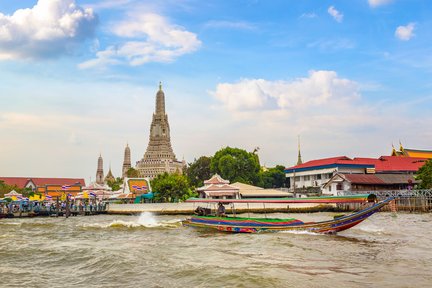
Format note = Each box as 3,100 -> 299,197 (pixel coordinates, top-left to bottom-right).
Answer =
337,190 -> 432,212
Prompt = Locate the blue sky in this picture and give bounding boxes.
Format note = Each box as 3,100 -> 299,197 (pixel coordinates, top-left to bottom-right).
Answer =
0,0 -> 431,182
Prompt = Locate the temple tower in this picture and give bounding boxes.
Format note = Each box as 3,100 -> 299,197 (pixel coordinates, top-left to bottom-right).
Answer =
105,165 -> 115,183
136,83 -> 184,179
297,135 -> 303,165
122,144 -> 131,178
96,154 -> 104,184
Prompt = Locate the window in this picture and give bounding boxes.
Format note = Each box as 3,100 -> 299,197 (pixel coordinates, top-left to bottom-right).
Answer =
303,175 -> 310,181
317,174 -> 322,180
336,183 -> 343,190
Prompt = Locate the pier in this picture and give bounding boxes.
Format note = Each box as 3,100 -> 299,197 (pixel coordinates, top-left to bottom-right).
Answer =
0,201 -> 108,218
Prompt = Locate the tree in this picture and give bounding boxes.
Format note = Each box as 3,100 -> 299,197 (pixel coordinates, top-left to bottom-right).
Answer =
126,167 -> 140,178
210,147 -> 261,185
259,165 -> 286,188
151,173 -> 196,202
416,159 -> 432,189
0,180 -> 20,197
185,156 -> 212,188
107,177 -> 123,192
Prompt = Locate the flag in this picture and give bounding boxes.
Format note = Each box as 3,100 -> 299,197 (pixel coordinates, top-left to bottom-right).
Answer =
62,185 -> 71,190
89,192 -> 96,197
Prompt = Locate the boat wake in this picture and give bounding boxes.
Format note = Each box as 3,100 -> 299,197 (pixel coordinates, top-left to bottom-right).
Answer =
278,230 -> 322,236
352,223 -> 385,234
80,212 -> 182,229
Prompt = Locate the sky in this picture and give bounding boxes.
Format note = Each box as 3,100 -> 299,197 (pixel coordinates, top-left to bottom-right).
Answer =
0,0 -> 431,183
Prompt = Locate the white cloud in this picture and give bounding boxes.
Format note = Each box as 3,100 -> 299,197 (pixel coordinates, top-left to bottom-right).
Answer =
395,23 -> 415,41
0,0 -> 97,60
300,13 -> 317,19
204,20 -> 256,30
79,13 -> 201,68
368,0 -> 393,7
327,6 -> 343,23
307,38 -> 355,51
212,71 -> 359,112
84,0 -> 132,10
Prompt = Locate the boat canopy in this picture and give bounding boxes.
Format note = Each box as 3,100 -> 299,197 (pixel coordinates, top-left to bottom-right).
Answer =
185,194 -> 377,204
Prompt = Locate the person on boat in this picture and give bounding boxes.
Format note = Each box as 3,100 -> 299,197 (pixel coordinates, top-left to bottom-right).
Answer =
217,202 -> 226,217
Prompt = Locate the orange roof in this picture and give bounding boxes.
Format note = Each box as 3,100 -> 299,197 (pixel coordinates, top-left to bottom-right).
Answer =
0,177 -> 85,188
404,149 -> 432,159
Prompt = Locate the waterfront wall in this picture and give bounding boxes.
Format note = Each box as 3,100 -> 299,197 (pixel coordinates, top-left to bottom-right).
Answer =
107,202 -> 322,215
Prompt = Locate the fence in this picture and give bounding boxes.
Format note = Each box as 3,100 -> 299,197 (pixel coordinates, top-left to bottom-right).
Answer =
338,190 -> 432,212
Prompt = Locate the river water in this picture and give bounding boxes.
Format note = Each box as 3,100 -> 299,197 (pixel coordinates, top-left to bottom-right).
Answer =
0,212 -> 431,288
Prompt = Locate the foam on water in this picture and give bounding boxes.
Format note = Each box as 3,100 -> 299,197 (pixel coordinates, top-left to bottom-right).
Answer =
80,212 -> 182,229
353,223 -> 385,234
278,230 -> 322,236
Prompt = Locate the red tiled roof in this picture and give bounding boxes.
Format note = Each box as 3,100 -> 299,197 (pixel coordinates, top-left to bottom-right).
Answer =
286,155 -> 426,173
343,174 -> 384,184
0,177 -> 86,188
342,173 -> 417,184
286,156 -> 352,170
352,156 -> 426,172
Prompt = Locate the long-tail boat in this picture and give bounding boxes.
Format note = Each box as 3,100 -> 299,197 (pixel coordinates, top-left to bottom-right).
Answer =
182,194 -> 393,234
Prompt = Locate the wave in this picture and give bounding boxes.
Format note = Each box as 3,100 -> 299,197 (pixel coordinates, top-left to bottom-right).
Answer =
0,222 -> 23,226
278,230 -> 322,236
79,212 -> 182,229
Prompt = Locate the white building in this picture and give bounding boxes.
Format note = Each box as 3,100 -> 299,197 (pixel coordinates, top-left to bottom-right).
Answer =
284,156 -> 374,193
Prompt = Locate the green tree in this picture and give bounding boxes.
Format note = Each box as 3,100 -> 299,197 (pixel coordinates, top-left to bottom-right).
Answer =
416,159 -> 432,189
259,165 -> 286,188
107,177 -> 124,192
210,147 -> 261,185
0,180 -> 8,197
0,180 -> 20,197
126,167 -> 140,178
185,156 -> 212,188
151,173 -> 196,202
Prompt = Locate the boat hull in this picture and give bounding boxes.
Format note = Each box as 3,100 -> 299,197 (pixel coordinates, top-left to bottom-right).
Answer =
183,198 -> 392,234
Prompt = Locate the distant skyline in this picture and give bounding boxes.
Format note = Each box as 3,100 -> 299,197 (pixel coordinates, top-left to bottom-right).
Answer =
1,0 -> 431,182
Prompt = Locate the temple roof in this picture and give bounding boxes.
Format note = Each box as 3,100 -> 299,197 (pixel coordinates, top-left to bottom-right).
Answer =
197,174 -> 238,193
105,168 -> 115,181
203,174 -> 230,185
391,143 -> 432,159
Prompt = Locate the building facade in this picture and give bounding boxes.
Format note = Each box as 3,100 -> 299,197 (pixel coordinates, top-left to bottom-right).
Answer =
322,173 -> 417,195
285,155 -> 427,195
136,83 -> 184,179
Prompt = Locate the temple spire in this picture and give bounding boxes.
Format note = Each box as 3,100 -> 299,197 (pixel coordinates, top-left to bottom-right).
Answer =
155,81 -> 165,115
136,83 -> 183,179
96,154 -> 104,184
122,143 -> 132,178
297,135 -> 303,165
